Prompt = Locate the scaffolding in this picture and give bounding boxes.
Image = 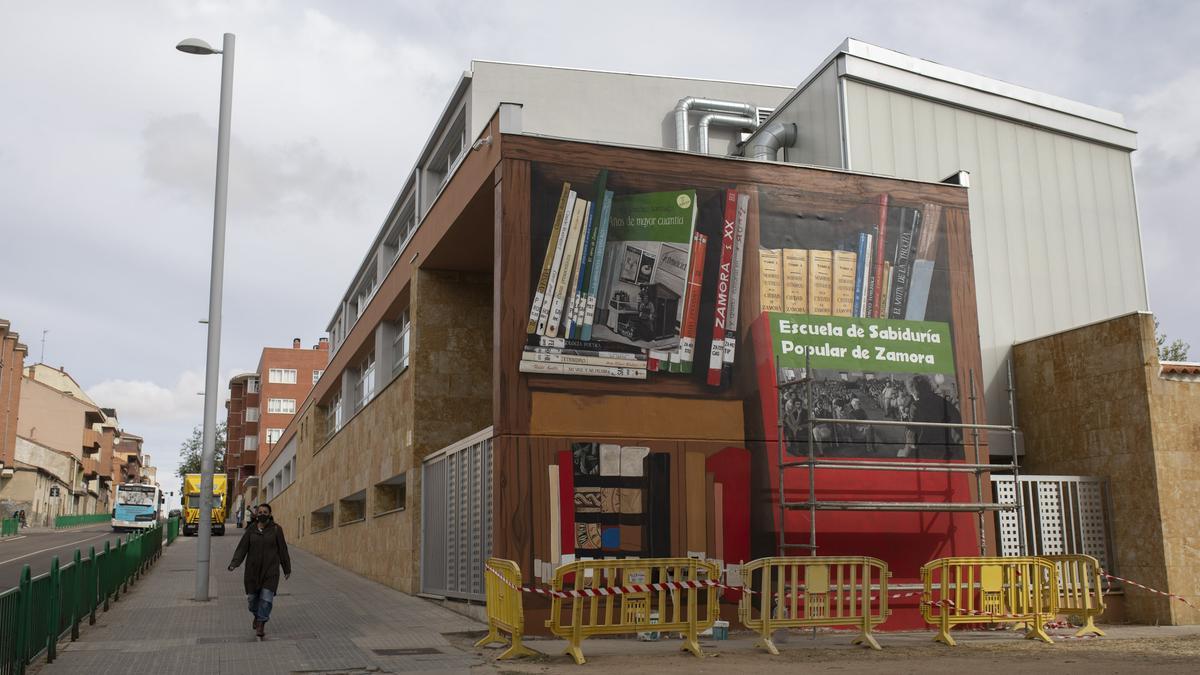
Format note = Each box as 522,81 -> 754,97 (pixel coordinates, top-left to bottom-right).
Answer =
776,354 -> 1024,557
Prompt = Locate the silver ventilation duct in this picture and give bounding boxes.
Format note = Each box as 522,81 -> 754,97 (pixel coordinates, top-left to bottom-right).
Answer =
674,97 -> 756,152
697,113 -> 757,154
746,121 -> 797,161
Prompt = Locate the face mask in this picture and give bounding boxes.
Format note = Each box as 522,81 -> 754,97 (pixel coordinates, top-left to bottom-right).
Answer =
257,514 -> 272,523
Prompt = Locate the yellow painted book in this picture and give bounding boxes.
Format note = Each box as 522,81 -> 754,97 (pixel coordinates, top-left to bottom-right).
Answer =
807,249 -> 833,315
832,250 -> 858,317
758,248 -> 784,312
782,248 -> 808,313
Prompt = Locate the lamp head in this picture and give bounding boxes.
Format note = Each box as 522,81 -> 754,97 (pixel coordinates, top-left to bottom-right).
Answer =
176,38 -> 219,55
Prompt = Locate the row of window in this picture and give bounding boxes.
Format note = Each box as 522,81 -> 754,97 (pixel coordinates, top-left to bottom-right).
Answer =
241,429 -> 284,450
322,310 -> 411,442
266,368 -> 324,385
267,398 -> 295,414
308,473 -> 407,533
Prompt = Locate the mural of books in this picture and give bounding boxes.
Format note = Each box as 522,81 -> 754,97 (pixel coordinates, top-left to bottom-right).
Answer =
525,172 -> 750,381
759,196 -> 944,322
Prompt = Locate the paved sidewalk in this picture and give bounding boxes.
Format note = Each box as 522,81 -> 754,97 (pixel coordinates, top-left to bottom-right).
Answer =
34,529 -> 487,674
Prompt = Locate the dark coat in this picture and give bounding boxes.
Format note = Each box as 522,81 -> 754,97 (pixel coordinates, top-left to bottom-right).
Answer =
230,520 -> 292,594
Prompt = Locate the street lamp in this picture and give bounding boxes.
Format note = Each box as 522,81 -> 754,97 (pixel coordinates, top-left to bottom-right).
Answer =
177,32 -> 235,602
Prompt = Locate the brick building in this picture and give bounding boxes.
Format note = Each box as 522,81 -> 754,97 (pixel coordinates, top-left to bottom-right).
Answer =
0,319 -> 28,474
224,372 -> 260,512
225,338 -> 328,513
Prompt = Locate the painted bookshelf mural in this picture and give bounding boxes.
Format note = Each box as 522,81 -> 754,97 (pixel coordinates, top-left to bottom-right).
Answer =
509,157 -> 983,601
523,169 -> 746,385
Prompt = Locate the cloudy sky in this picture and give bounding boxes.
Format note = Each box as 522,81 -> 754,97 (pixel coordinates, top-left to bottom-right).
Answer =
2,1 -> 1196,491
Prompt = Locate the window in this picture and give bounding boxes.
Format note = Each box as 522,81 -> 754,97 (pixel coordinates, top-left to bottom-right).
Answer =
245,407 -> 259,422
358,352 -> 375,408
246,377 -> 259,394
312,369 -> 323,384
310,504 -> 333,533
268,368 -> 297,384
339,489 -> 367,525
392,309 -> 411,373
324,390 -> 342,440
267,398 -> 296,414
266,428 -> 283,445
373,473 -> 407,515
244,435 -> 258,451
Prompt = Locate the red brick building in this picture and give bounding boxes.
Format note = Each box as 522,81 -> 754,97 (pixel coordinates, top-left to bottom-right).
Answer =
225,338 -> 328,512
0,319 -> 29,474
224,372 -> 260,512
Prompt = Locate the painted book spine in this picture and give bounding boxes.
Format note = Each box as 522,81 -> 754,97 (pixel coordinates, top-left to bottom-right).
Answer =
707,190 -> 738,385
723,192 -> 750,370
679,232 -> 708,374
518,360 -> 648,380
537,191 -> 578,334
581,189 -> 613,342
529,183 -> 572,334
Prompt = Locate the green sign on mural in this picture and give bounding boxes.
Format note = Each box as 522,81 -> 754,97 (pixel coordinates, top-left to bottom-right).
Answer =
768,312 -> 955,374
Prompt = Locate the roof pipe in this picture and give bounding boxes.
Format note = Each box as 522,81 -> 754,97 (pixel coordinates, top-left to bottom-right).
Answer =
674,97 -> 756,152
697,113 -> 757,154
747,121 -> 797,161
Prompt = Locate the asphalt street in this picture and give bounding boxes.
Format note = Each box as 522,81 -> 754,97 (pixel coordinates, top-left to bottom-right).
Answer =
0,526 -> 131,588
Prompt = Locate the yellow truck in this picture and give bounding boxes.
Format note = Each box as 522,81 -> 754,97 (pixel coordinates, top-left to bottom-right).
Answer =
182,473 -> 227,536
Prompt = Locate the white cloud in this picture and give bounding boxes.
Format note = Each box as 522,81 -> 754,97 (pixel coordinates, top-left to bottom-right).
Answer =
85,368 -> 245,424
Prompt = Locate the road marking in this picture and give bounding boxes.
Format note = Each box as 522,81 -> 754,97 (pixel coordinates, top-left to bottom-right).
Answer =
0,532 -> 114,566
0,536 -> 28,543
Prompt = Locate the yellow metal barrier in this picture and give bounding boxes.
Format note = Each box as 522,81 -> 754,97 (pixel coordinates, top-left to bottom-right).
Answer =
921,556 -> 1058,646
475,557 -> 539,659
738,556 -> 891,653
1043,554 -> 1106,637
546,557 -> 720,665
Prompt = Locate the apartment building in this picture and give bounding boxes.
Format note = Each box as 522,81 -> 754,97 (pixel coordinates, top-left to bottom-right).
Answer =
225,338 -> 329,510
0,319 -> 28,476
224,372 -> 260,510
260,41 -> 1190,625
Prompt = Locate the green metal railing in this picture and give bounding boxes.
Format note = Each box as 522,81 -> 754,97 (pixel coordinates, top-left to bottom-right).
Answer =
166,516 -> 179,544
52,513 -> 110,530
0,522 -> 165,674
0,519 -> 16,537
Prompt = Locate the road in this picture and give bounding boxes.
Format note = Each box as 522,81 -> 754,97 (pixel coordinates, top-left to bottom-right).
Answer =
0,526 -> 133,588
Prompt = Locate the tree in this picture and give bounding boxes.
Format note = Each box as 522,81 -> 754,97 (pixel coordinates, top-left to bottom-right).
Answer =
176,423 -> 227,479
1155,318 -> 1191,362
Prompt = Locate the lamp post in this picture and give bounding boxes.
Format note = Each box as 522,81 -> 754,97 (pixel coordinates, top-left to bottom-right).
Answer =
176,33 -> 235,602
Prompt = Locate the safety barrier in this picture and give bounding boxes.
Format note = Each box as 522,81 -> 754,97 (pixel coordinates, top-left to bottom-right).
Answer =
921,556 -> 1058,646
52,514 -> 110,530
166,516 -> 179,544
475,558 -> 538,659
1043,554 -> 1105,637
546,557 -> 719,665
739,556 -> 891,653
0,523 -> 163,673
0,518 -> 16,538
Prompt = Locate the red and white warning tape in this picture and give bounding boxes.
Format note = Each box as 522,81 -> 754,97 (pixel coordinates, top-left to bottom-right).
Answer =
1102,570 -> 1196,609
485,565 -> 725,599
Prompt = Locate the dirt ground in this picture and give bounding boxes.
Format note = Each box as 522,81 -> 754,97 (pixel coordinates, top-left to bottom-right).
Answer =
460,627 -> 1200,674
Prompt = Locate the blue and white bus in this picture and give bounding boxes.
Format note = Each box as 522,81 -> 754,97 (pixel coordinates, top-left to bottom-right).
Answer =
112,483 -> 162,531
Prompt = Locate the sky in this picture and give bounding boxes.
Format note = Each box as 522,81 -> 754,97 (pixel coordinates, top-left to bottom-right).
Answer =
1,0 -> 1197,496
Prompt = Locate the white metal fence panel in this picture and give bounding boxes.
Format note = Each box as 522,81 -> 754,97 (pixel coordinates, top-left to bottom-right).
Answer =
991,474 -> 1115,571
421,428 -> 493,601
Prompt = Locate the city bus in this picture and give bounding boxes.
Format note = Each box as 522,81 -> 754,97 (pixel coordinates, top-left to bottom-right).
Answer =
112,483 -> 162,531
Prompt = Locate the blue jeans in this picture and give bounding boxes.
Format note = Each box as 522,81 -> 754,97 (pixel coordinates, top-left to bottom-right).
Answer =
247,588 -> 275,623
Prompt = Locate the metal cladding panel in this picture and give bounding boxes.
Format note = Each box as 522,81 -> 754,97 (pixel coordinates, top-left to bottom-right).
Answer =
419,434 -> 493,601
844,81 -> 1147,432
774,63 -> 843,167
468,61 -> 792,155
421,459 -> 447,594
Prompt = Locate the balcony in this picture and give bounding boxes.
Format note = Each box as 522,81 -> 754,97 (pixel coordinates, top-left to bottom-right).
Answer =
82,457 -> 99,480
82,428 -> 101,454
241,450 -> 258,468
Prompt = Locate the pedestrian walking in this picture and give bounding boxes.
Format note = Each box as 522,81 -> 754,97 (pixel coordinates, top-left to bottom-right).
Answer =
17,510 -> 26,528
228,503 -> 291,638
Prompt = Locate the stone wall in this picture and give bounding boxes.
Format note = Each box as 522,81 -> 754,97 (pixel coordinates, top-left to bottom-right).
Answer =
1146,357 -> 1200,625
268,268 -> 493,595
1013,311 -> 1198,624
